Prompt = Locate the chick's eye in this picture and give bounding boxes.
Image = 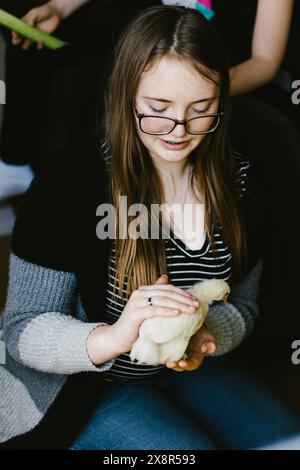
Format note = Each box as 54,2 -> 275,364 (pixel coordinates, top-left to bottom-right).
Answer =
149,106 -> 167,113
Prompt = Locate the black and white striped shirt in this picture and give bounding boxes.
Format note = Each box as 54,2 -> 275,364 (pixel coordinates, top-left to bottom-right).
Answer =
99,149 -> 250,382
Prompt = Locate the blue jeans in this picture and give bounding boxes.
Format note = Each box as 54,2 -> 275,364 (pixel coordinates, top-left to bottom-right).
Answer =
70,357 -> 300,450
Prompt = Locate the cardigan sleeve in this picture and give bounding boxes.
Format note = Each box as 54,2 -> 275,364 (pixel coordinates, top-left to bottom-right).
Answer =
204,258 -> 263,356
2,253 -> 116,374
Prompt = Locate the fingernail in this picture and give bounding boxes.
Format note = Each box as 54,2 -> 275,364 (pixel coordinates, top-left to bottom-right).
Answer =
201,344 -> 209,353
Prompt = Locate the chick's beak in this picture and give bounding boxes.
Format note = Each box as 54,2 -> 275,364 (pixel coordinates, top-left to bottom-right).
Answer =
222,292 -> 229,303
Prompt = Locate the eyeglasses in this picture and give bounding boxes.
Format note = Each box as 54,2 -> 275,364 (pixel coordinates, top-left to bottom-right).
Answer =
134,107 -> 224,136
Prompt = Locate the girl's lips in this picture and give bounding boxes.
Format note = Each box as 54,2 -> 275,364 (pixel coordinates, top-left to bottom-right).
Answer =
160,139 -> 190,150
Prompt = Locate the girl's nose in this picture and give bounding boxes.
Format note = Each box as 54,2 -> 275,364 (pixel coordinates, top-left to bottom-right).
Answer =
169,121 -> 188,139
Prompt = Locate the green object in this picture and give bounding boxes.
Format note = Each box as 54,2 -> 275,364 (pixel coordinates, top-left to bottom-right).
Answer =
0,8 -> 67,49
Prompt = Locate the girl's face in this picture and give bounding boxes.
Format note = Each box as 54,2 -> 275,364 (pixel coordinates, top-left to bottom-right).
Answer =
134,56 -> 220,166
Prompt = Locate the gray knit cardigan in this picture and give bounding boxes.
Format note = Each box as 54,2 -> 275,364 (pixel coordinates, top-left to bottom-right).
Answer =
0,252 -> 263,444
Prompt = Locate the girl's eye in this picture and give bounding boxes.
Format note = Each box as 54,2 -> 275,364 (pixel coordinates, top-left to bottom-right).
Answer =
149,106 -> 167,113
192,108 -> 210,114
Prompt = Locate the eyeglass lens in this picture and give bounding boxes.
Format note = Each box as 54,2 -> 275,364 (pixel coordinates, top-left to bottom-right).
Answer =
140,115 -> 219,135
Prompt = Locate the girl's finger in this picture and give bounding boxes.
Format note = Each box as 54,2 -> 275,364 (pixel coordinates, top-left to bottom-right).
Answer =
168,364 -> 185,371
201,342 -> 216,354
140,305 -> 181,319
179,355 -> 204,370
166,361 -> 177,368
139,284 -> 197,299
178,360 -> 188,368
138,288 -> 199,305
166,360 -> 184,371
137,294 -> 199,314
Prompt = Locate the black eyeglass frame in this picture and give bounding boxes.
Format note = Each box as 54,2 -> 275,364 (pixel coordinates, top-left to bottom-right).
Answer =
134,106 -> 225,136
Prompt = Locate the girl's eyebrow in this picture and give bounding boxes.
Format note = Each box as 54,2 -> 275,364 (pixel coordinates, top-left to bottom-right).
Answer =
142,96 -> 216,104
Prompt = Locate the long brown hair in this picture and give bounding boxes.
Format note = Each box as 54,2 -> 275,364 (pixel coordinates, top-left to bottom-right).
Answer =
102,5 -> 247,303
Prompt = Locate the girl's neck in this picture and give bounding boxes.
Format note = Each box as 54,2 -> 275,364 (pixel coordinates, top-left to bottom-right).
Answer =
152,151 -> 189,178
154,159 -> 192,203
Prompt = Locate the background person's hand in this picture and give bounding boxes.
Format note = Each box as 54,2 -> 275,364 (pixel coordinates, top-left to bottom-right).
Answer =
166,327 -> 217,372
11,2 -> 62,50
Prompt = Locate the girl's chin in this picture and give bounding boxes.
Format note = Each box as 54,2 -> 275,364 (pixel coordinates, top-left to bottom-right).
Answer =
155,143 -> 193,159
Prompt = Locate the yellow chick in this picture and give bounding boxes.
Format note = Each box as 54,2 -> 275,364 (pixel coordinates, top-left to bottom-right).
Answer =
130,278 -> 230,365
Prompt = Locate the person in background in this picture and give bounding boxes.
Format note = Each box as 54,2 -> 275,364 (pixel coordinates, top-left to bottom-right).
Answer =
217,0 -> 293,96
0,0 -> 160,202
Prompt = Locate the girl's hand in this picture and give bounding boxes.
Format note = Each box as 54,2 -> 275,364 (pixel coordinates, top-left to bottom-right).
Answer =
112,274 -> 200,355
166,327 -> 217,372
11,2 -> 62,50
